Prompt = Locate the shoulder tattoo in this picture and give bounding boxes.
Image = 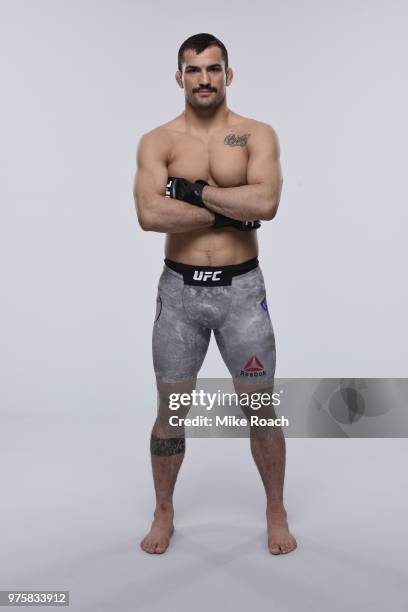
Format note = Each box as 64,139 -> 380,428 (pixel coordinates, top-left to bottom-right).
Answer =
224,133 -> 251,147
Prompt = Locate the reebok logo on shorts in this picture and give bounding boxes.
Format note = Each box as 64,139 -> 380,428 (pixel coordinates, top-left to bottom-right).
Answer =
240,355 -> 266,377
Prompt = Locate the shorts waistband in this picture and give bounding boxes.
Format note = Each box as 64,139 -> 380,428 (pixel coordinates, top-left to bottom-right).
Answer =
164,257 -> 259,286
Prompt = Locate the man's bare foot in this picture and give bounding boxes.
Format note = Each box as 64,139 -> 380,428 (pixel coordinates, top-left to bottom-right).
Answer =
140,507 -> 175,554
266,503 -> 297,555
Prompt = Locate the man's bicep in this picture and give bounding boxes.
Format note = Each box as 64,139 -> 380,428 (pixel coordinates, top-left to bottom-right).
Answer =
247,125 -> 283,202
133,133 -> 169,214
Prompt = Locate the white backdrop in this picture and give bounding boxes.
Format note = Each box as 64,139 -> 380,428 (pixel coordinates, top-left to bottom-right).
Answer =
1,3 -> 408,610
2,0 -> 408,420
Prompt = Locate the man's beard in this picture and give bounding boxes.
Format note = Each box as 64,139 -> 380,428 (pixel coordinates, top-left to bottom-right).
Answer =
189,91 -> 224,108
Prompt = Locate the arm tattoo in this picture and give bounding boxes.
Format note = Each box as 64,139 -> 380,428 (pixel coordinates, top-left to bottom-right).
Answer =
150,434 -> 185,456
224,133 -> 251,147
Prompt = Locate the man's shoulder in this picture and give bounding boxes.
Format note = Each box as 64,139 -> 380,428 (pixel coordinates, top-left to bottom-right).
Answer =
225,114 -> 279,147
140,116 -> 184,141
137,121 -> 180,163
138,125 -> 171,146
234,115 -> 278,137
229,116 -> 280,154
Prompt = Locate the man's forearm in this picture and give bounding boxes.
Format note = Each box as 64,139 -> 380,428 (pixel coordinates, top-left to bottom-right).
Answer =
137,196 -> 214,233
201,184 -> 278,221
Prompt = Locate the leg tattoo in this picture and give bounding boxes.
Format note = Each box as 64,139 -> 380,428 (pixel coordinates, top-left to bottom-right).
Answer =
150,434 -> 185,457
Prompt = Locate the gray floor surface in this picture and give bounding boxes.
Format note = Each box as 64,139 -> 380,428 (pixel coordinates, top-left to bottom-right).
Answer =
1,412 -> 407,612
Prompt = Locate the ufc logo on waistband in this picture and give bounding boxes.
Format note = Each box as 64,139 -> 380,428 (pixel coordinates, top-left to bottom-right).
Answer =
193,270 -> 222,281
165,179 -> 172,198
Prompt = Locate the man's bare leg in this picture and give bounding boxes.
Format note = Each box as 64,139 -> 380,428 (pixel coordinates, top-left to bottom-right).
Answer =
140,381 -> 192,554
140,422 -> 184,554
250,431 -> 297,554
235,383 -> 297,555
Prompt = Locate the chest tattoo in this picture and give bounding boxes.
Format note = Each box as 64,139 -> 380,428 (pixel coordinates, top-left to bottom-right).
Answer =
223,133 -> 251,147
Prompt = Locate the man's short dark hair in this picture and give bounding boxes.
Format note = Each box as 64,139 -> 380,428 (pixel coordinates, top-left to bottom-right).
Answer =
178,33 -> 228,72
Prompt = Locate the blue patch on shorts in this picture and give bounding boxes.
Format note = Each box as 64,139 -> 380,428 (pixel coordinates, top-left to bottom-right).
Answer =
260,296 -> 268,312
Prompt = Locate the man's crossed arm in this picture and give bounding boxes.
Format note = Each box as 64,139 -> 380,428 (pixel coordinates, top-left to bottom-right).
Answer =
202,124 -> 283,221
133,123 -> 282,233
133,130 -> 214,233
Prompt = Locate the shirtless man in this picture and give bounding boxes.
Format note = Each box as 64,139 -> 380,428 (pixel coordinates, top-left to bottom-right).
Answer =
133,33 -> 297,556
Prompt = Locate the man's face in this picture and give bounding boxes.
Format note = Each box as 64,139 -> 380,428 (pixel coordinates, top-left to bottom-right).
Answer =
177,46 -> 231,109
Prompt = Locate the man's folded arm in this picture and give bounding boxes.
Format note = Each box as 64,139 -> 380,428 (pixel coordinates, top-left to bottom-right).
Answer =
201,123 -> 283,221
133,131 -> 214,233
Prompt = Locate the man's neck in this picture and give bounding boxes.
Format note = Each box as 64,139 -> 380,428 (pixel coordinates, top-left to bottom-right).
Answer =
183,101 -> 231,135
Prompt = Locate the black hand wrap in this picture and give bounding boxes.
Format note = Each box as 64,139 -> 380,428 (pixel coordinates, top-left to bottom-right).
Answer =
165,176 -> 261,231
166,177 -> 208,207
212,214 -> 261,231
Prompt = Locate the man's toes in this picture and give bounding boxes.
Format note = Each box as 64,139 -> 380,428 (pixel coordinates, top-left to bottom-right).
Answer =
282,540 -> 292,553
143,539 -> 155,554
154,540 -> 163,553
155,539 -> 169,554
269,542 -> 281,555
288,537 -> 297,551
269,535 -> 298,555
146,542 -> 154,553
142,540 -> 151,552
149,541 -> 159,554
282,538 -> 297,554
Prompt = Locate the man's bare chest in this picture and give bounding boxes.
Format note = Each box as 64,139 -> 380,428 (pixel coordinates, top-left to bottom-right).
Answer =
167,130 -> 251,188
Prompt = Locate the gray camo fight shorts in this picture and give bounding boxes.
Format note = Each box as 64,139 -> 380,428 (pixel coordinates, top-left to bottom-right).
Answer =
152,257 -> 276,386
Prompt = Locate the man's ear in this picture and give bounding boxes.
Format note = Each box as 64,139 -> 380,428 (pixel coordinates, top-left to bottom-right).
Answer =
175,70 -> 183,88
226,67 -> 234,87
